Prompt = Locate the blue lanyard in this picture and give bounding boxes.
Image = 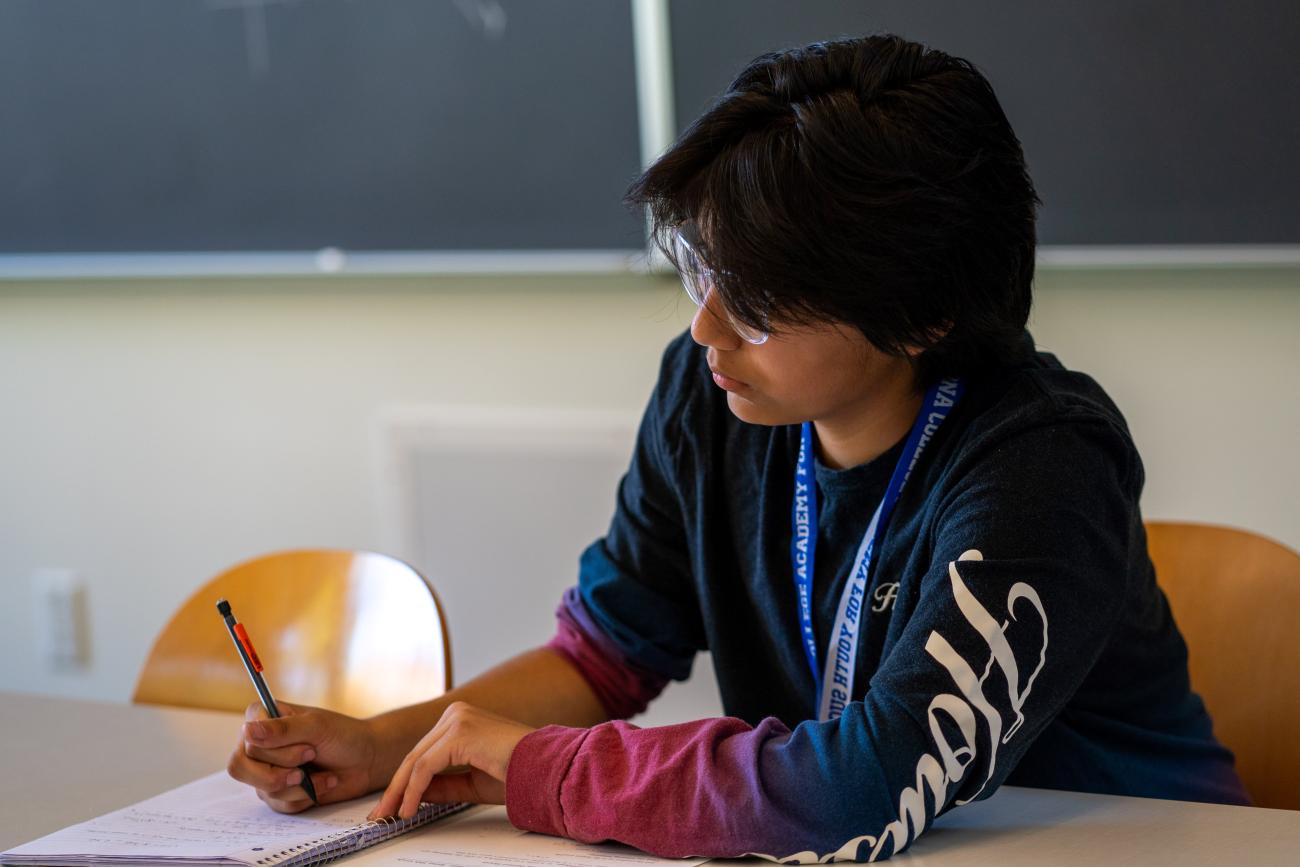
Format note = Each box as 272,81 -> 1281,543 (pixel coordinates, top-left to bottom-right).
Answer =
791,378 -> 963,720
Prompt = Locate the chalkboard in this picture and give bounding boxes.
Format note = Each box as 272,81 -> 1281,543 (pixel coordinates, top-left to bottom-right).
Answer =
0,0 -> 645,255
4,1 -> 1296,263
670,0 -> 1300,246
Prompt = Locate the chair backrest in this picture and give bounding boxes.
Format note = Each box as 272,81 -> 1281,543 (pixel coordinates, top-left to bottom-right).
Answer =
133,550 -> 451,718
1146,521 -> 1300,811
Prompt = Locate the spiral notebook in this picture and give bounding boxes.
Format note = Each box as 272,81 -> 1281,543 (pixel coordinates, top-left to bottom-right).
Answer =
0,771 -> 472,867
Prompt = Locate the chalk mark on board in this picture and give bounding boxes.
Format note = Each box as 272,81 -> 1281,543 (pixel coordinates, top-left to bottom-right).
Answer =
453,0 -> 508,40
205,0 -> 298,79
206,0 -> 510,81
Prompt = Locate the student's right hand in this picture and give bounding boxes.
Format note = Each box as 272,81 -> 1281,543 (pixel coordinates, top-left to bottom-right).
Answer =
227,701 -> 380,813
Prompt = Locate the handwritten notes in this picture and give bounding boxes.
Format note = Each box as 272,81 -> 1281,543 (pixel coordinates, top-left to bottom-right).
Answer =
2,772 -> 379,863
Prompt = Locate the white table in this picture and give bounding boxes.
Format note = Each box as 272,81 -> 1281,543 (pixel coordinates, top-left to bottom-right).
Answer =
0,692 -> 237,850
3,692 -> 1298,865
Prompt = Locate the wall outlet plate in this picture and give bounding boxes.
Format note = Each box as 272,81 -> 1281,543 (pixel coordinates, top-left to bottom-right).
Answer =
32,568 -> 90,670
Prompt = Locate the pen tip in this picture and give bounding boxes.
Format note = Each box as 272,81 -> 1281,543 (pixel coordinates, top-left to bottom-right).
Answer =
216,598 -> 231,616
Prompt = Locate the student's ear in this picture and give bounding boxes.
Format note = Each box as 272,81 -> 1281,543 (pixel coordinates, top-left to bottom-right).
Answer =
904,321 -> 953,357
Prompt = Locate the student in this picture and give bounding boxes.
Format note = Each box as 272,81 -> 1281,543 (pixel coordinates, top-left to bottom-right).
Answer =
228,35 -> 1249,862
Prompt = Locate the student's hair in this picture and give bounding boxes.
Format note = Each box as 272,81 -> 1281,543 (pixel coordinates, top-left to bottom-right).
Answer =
626,34 -> 1041,384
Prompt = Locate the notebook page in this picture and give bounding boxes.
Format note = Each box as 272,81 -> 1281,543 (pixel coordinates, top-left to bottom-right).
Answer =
2,771 -> 382,864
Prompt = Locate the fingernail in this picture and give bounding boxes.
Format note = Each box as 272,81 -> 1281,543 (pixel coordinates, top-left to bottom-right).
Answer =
303,749 -> 316,762
287,770 -> 303,786
325,775 -> 338,790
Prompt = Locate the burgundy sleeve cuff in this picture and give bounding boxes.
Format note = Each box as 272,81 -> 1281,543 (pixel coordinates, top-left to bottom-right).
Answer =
505,724 -> 591,838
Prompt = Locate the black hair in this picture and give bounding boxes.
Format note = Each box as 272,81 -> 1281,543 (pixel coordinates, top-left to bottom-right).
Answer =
625,34 -> 1041,384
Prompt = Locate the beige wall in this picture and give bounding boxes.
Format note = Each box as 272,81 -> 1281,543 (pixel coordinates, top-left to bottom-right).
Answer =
1,266 -> 1296,704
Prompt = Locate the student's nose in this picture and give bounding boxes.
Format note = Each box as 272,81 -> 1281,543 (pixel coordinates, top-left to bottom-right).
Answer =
690,290 -> 744,352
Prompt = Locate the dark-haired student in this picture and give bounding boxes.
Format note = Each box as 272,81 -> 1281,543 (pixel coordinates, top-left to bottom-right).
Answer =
227,35 -> 1249,862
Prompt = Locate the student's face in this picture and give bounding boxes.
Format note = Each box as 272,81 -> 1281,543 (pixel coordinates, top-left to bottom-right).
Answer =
690,291 -> 918,427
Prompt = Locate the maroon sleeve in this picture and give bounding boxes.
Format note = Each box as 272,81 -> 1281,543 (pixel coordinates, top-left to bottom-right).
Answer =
545,586 -> 669,720
505,716 -> 801,860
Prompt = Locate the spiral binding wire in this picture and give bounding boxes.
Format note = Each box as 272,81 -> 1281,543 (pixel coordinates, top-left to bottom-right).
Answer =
253,801 -> 473,867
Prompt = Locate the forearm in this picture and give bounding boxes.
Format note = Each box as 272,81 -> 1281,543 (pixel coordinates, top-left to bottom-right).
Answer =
367,646 -> 609,782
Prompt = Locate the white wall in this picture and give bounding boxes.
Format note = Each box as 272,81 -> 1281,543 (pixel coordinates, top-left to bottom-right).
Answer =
1029,266 -> 1298,548
0,266 -> 1296,705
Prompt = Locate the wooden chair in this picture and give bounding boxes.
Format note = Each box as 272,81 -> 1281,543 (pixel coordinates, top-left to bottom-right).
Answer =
133,550 -> 451,718
1146,521 -> 1300,811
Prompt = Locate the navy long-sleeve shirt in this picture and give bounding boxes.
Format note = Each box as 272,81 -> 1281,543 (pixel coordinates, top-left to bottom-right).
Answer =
505,330 -> 1249,862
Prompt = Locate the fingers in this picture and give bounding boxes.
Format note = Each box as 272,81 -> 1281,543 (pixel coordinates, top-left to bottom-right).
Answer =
229,748 -> 340,808
368,702 -> 530,820
243,712 -> 321,750
412,772 -> 476,805
261,769 -> 341,809
371,707 -> 457,816
228,747 -> 308,793
417,770 -> 501,805
400,735 -> 453,819
243,741 -> 317,769
254,775 -> 325,814
370,721 -> 447,820
231,702 -> 350,812
373,729 -> 450,820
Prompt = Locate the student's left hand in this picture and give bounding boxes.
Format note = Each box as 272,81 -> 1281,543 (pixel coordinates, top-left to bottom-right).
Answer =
368,701 -> 536,820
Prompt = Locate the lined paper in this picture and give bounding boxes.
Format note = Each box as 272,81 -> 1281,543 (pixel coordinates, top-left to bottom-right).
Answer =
3,772 -> 382,864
